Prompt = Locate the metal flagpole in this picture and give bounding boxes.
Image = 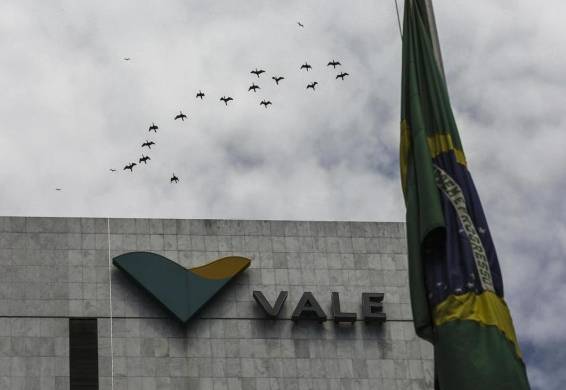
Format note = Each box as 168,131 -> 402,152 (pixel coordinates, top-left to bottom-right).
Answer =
421,0 -> 446,80
393,0 -> 403,39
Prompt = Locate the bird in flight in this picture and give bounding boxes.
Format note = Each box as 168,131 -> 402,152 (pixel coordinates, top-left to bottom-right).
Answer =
248,83 -> 260,92
124,162 -> 136,172
55,188 -> 62,191
196,90 -> 205,99
336,72 -> 349,80
260,100 -> 272,108
142,140 -> 155,149
251,68 -> 266,78
109,169 -> 117,172
272,76 -> 284,85
306,82 -> 318,90
148,122 -> 158,132
123,57 -> 131,61
170,174 -> 179,183
174,111 -> 187,121
297,22 -> 304,28
139,155 -> 150,164
327,60 -> 341,68
220,96 -> 234,106
300,62 -> 312,71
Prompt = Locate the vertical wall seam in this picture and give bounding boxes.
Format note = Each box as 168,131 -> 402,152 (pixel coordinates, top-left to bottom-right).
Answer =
107,217 -> 115,390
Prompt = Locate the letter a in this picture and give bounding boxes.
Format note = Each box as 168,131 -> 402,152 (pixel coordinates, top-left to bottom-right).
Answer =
291,292 -> 327,322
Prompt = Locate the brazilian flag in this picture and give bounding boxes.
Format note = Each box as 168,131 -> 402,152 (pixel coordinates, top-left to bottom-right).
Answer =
400,1 -> 530,388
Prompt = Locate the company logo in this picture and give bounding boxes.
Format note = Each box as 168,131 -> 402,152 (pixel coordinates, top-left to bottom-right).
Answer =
113,252 -> 251,323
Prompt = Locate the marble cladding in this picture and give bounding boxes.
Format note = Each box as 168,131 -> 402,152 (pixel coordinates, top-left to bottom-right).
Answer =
0,217 -> 433,390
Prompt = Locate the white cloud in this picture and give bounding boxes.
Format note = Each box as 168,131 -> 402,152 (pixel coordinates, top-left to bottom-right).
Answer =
1,1 -> 565,388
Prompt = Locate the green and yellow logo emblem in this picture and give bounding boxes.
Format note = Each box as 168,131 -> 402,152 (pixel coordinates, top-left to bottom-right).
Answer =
113,252 -> 250,323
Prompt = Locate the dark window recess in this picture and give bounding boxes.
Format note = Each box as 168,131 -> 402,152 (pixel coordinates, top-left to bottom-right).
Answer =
69,318 -> 99,390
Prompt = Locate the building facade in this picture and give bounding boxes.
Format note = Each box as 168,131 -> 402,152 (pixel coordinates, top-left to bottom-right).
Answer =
0,217 -> 433,389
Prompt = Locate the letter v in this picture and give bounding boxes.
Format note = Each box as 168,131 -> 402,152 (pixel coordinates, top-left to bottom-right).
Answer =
253,291 -> 288,318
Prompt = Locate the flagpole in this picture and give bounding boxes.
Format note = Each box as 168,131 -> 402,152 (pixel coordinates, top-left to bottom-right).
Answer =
421,0 -> 446,80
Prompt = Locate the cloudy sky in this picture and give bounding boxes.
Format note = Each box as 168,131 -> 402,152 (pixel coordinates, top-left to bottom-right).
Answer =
1,0 -> 564,388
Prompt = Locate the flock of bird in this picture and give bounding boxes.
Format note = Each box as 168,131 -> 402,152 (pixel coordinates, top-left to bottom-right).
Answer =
112,119 -> 179,183
111,21 -> 350,185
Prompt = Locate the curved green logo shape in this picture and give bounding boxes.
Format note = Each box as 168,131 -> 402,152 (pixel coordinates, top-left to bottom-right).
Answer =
113,252 -> 251,323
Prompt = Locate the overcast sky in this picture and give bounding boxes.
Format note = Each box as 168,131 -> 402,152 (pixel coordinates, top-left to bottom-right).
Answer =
1,0 -> 565,388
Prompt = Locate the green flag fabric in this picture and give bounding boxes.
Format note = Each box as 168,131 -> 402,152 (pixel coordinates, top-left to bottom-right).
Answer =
400,1 -> 530,388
